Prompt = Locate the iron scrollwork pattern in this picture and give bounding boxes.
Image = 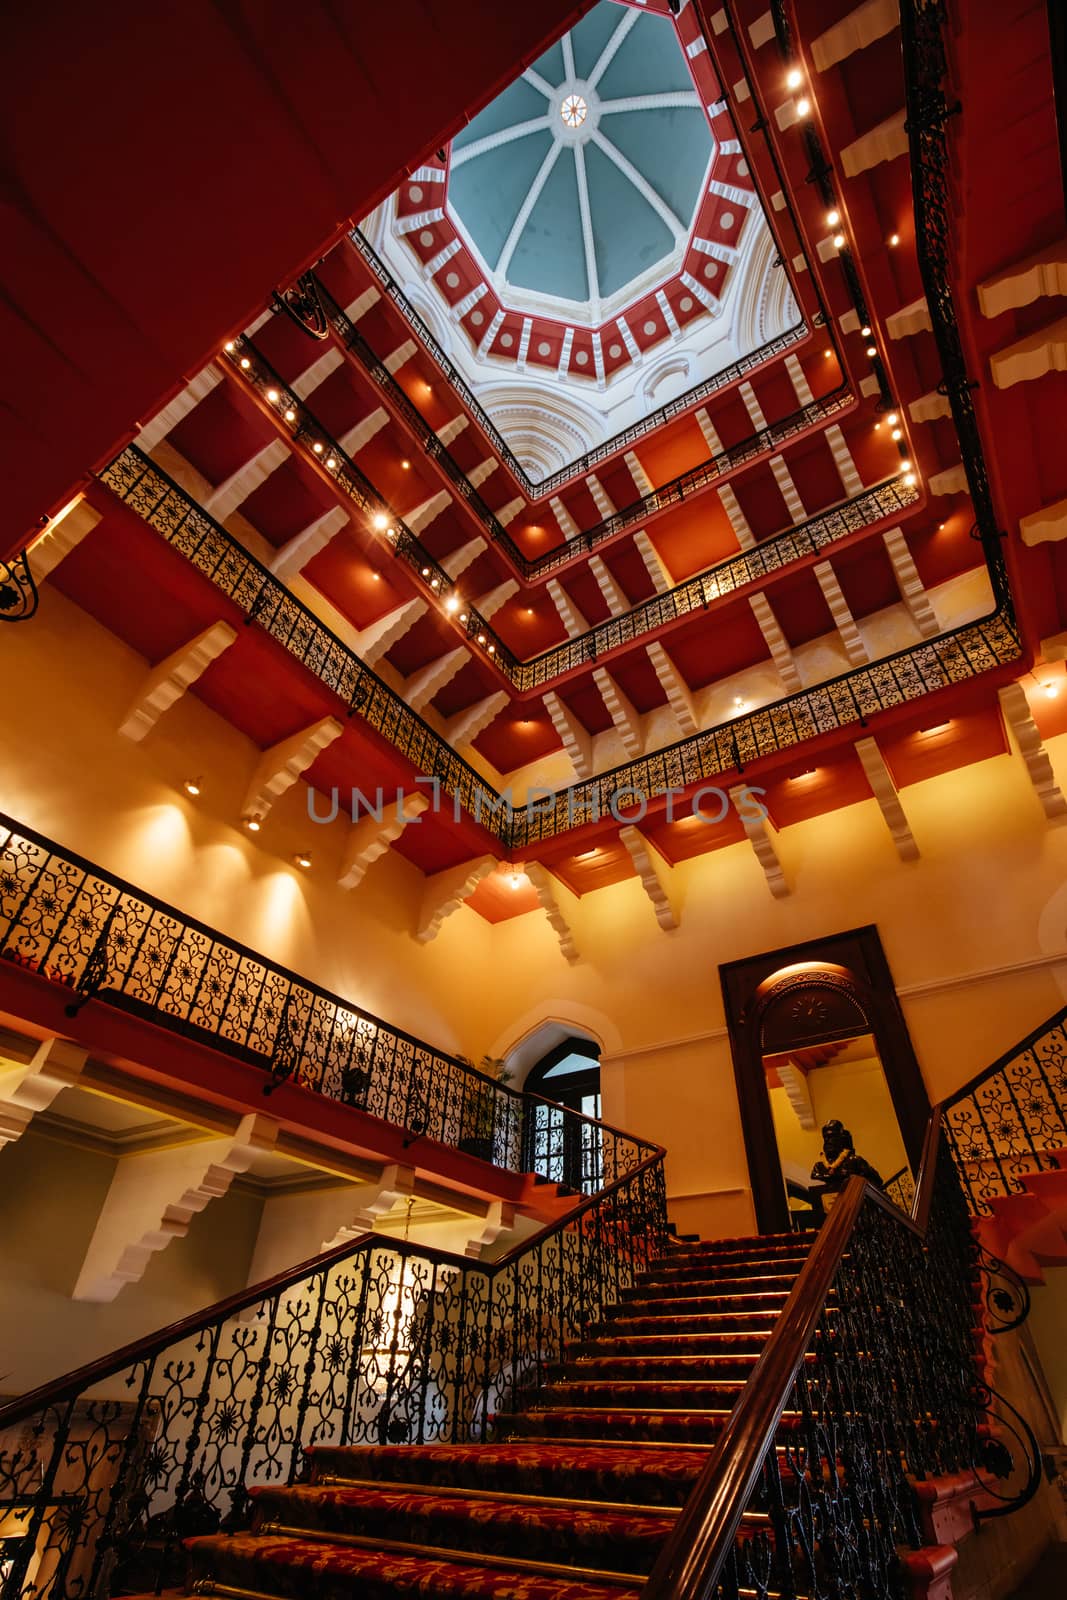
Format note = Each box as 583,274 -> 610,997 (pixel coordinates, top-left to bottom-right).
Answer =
942,1008 -> 1067,1211
272,273 -> 329,342
0,1158 -> 668,1600
0,811 -> 655,1191
0,552 -> 39,624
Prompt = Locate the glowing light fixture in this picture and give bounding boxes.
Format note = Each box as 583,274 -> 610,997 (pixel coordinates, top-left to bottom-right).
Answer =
1044,681 -> 1060,698
826,208 -> 840,227
240,357 -> 251,370
326,456 -> 337,470
918,721 -> 951,737
786,67 -> 803,89
833,232 -> 846,250
903,472 -> 918,487
293,850 -> 312,870
891,428 -> 903,441
266,388 -> 280,404
224,341 -> 235,352
889,232 -> 900,246
445,594 -> 460,613
887,412 -> 899,426
861,324 -> 872,337
285,408 -> 296,422
242,815 -> 262,833
401,459 -> 411,470
183,776 -> 203,797
372,512 -> 389,531
796,97 -> 811,117
866,344 -> 878,357
313,441 -> 324,454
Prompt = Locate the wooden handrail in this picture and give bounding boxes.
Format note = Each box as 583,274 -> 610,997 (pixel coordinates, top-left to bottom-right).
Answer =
0,1141 -> 665,1436
645,1119 -> 938,1600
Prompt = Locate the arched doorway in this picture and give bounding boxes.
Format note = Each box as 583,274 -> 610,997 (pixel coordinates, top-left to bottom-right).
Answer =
720,928 -> 930,1232
521,1036 -> 602,1194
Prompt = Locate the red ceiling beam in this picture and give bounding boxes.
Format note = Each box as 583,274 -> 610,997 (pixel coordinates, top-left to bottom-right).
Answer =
1,0 -> 596,561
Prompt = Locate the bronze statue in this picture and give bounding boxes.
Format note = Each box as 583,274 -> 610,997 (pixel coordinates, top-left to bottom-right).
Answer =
810,1119 -> 883,1189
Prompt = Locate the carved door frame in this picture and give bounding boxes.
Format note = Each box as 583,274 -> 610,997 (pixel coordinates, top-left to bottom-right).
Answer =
719,925 -> 930,1233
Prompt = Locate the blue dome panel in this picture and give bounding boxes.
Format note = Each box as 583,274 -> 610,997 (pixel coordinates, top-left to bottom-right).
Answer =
508,150 -> 588,304
600,107 -> 711,229
596,12 -> 693,100
452,76 -> 548,150
448,130 -> 554,270
571,3 -> 628,81
530,37 -> 567,88
585,140 -> 674,298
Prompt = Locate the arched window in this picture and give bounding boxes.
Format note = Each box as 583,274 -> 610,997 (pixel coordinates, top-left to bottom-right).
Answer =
523,1037 -> 601,1193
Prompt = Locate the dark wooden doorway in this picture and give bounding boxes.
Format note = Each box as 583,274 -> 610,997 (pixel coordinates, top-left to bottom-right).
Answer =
719,925 -> 929,1233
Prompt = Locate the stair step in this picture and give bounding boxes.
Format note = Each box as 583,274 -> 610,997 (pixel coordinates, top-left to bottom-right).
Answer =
575,1332 -> 771,1356
187,1531 -> 645,1597
250,1485 -> 676,1574
496,1406 -> 803,1444
557,1354 -> 776,1380
307,1441 -> 708,1506
620,1272 -> 800,1298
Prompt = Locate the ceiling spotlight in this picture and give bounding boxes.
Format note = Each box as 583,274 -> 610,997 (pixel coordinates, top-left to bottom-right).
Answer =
874,422 -> 882,431
1044,680 -> 1060,698
786,67 -> 803,89
266,388 -> 280,404
833,233 -> 846,250
421,566 -> 431,577
401,459 -> 411,470
889,232 -> 900,246
891,427 -> 903,440
477,633 -> 487,645
487,643 -> 496,655
904,472 -> 917,487
861,324 -> 872,337
326,456 -> 337,470
284,408 -> 296,422
938,522 -> 945,531
796,97 -> 811,117
445,594 -> 460,613
508,870 -> 524,889
918,721 -> 951,737
791,769 -> 817,781
459,611 -> 468,623
313,441 -> 324,454
293,850 -> 312,870
900,459 -> 912,472
224,341 -> 235,352
242,815 -> 262,833
827,208 -> 840,227
576,848 -> 599,861
887,412 -> 899,426
240,357 -> 251,370
372,512 -> 389,531
823,348 -> 832,358
183,776 -> 203,797
430,577 -> 440,589
866,344 -> 878,357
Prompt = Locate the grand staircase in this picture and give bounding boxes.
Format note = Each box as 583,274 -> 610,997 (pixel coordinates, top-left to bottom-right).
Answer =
184,1230 -> 819,1599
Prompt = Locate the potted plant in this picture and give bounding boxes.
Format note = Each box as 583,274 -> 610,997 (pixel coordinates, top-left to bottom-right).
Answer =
456,1054 -> 512,1161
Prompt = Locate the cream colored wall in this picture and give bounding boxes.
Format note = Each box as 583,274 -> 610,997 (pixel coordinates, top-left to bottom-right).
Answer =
770,1059 -> 911,1187
4,584 -> 1067,1244
0,1127 -> 262,1393
0,586 -> 497,1060
1025,1267 -> 1067,1442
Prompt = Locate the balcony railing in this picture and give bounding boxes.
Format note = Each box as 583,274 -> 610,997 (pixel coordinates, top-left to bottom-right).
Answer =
0,810 -> 655,1190
0,1134 -> 666,1600
313,272 -> 852,583
347,226 -> 810,501
99,442 -> 1021,849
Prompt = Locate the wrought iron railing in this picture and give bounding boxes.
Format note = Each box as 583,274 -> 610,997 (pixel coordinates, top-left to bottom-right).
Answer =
314,272 -> 851,583
347,226 -> 810,501
0,1145 -> 667,1600
98,444 -> 1021,850
942,1005 -> 1067,1213
645,1126 -> 1041,1600
884,1163 -> 916,1213
0,812 -> 655,1189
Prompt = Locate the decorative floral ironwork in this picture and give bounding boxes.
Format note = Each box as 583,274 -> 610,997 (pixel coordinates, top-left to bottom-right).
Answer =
0,551 -> 39,623
272,272 -> 329,341
0,1154 -> 667,1600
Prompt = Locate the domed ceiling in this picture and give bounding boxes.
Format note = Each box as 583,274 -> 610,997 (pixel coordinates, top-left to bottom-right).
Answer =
361,0 -> 800,482
447,4 -> 712,316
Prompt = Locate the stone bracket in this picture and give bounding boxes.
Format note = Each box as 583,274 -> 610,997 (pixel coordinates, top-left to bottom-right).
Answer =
619,825 -> 679,930
415,856 -> 497,943
118,620 -> 238,743
338,793 -> 430,891
0,1037 -> 89,1151
242,715 -> 344,823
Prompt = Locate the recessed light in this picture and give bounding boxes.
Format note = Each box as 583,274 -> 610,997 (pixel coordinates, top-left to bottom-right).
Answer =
242,815 -> 262,833
284,408 -> 296,422
445,594 -> 460,613
576,848 -> 599,861
183,776 -> 203,797
326,456 -> 337,470
487,643 -> 496,655
313,441 -> 324,454
293,851 -> 312,870
239,357 -> 251,370
373,512 -> 389,531
791,769 -> 817,781
786,67 -> 803,90
459,612 -> 468,623
477,633 -> 486,645
224,341 -> 235,352
833,232 -> 846,250
892,428 -> 903,441
889,232 -> 900,247
401,459 -> 411,470
903,472 -> 917,487
1044,681 -> 1060,698
826,208 -> 840,227
508,870 -> 524,889
887,412 -> 899,426
823,348 -> 832,358
918,721 -> 951,736
421,566 -> 431,577
266,389 -> 279,403
860,324 -> 872,337
866,344 -> 878,357
796,97 -> 811,117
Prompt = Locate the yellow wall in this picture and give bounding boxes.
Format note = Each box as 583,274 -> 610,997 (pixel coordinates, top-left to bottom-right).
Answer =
3,584 -> 1067,1243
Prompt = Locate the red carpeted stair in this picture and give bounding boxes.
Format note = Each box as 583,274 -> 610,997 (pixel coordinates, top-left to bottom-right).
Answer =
184,1229 -> 818,1598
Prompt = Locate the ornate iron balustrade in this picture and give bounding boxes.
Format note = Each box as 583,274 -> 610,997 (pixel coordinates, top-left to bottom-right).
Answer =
348,226 -> 810,502
510,605 -> 1021,848
99,445 -> 1020,852
0,1149 -> 667,1600
646,1131 -> 1040,1600
0,811 -> 656,1189
0,551 -> 39,624
315,271 -> 853,584
942,1006 -> 1067,1213
98,445 -> 504,832
227,325 -> 890,693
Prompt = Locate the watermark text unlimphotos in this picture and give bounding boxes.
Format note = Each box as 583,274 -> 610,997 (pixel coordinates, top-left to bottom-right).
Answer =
308,781 -> 768,829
